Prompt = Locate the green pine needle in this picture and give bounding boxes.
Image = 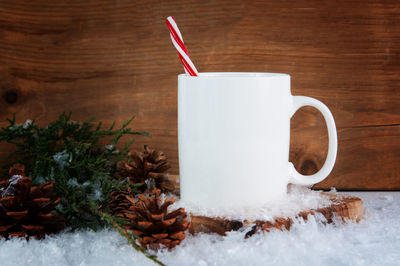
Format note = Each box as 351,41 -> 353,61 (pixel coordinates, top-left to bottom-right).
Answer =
0,112 -> 149,230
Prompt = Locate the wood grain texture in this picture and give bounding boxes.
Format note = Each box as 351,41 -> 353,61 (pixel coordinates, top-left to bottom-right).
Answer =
0,0 -> 399,189
189,193 -> 364,236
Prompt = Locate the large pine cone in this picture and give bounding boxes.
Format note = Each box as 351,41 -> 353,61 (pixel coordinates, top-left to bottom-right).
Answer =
0,164 -> 65,239
110,188 -> 190,250
116,145 -> 174,193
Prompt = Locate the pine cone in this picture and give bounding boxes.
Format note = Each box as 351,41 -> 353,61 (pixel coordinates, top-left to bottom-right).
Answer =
0,164 -> 65,239
108,187 -> 137,220
110,188 -> 190,250
116,145 -> 174,193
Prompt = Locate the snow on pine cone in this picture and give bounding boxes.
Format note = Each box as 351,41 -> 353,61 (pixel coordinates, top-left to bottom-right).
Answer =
110,188 -> 190,250
0,164 -> 65,239
116,145 -> 174,193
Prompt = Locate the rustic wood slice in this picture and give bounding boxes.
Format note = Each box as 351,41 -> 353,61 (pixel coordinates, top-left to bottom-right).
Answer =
189,194 -> 363,236
168,175 -> 364,236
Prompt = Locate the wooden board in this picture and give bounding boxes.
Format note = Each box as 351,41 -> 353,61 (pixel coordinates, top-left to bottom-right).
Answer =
0,1 -> 399,189
168,175 -> 364,236
189,194 -> 364,236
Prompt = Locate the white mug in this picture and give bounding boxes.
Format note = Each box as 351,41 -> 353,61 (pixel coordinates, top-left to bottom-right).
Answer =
178,72 -> 337,209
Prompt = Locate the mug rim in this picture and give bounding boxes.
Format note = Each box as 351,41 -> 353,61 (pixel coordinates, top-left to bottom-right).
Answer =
178,72 -> 290,78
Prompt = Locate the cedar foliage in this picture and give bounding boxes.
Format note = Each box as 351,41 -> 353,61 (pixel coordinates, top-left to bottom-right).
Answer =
0,112 -> 150,230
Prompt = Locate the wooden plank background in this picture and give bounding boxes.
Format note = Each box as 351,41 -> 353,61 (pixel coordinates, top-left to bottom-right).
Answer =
0,0 -> 399,190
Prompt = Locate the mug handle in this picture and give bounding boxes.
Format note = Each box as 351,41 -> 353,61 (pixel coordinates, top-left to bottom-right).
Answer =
288,96 -> 338,185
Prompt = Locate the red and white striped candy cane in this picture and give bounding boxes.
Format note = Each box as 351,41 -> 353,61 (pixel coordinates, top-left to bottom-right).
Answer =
166,16 -> 199,76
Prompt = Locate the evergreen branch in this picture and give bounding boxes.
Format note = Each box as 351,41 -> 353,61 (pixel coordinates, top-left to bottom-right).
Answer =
0,112 -> 150,229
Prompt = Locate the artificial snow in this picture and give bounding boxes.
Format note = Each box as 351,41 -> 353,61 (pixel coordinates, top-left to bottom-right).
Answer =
52,150 -> 72,169
23,120 -> 33,129
0,191 -> 399,266
1,175 -> 23,197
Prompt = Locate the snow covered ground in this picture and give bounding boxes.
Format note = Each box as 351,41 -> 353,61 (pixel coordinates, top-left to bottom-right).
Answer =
0,191 -> 399,266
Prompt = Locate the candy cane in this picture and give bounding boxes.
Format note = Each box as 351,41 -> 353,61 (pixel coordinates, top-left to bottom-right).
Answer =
166,16 -> 199,76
